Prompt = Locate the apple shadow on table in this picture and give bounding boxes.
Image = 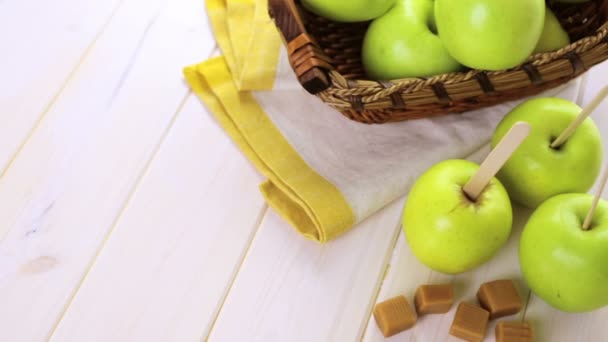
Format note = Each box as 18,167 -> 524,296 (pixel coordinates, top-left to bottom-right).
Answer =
511,204 -> 543,340
450,279 -> 469,304
511,204 -> 535,235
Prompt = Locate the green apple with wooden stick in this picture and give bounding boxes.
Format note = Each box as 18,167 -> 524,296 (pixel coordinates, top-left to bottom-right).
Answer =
403,123 -> 530,274
491,91 -> 605,208
520,166 -> 608,312
300,0 -> 396,23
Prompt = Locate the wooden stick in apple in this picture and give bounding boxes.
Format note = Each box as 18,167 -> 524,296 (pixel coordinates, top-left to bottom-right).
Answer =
463,122 -> 531,200
551,85 -> 608,149
583,163 -> 608,230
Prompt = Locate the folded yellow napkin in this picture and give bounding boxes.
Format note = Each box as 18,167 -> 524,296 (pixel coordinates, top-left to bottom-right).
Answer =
184,0 -> 582,242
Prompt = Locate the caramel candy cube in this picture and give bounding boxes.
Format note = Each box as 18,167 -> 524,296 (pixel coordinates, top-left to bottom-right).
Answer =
495,322 -> 534,342
414,284 -> 454,314
449,302 -> 489,342
373,296 -> 417,337
477,280 -> 523,319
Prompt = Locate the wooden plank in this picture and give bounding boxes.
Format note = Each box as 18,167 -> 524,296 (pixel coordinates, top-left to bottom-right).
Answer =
208,200 -> 404,342
0,0 -> 122,173
522,62 -> 608,342
50,97 -> 267,341
0,0 -> 214,340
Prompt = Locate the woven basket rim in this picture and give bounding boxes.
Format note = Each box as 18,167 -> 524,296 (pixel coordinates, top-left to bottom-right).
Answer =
321,24 -> 608,100
270,0 -> 608,123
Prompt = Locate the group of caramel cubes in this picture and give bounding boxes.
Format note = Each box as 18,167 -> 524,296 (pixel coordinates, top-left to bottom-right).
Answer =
373,283 -> 453,338
374,284 -> 453,337
373,279 -> 533,341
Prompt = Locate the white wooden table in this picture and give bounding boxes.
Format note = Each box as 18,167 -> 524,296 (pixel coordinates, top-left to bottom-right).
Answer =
1,0 -> 607,341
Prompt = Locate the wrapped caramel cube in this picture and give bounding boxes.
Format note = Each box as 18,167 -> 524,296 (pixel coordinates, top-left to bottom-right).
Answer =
495,321 -> 534,342
477,280 -> 523,319
373,296 -> 417,337
414,283 -> 454,314
450,302 -> 489,342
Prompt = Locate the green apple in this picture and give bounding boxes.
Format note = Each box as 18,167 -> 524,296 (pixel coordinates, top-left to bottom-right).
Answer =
362,0 -> 462,79
403,160 -> 512,274
520,194 -> 608,312
300,0 -> 396,23
435,0 -> 545,70
492,98 -> 603,208
534,8 -> 570,53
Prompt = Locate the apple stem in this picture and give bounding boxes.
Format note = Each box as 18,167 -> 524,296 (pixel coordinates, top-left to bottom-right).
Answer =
551,85 -> 608,149
583,164 -> 608,230
463,122 -> 531,201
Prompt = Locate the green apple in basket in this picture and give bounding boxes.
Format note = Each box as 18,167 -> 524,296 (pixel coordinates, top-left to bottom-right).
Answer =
403,123 -> 531,274
435,0 -> 545,70
362,0 -> 462,80
520,191 -> 608,312
491,97 -> 603,208
535,8 -> 571,53
300,0 -> 396,23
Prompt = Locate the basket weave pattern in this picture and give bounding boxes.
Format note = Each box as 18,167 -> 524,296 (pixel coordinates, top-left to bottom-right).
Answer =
269,0 -> 608,123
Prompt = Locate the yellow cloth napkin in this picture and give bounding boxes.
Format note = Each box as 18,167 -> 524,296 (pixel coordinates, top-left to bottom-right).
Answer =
184,0 -> 582,243
206,0 -> 280,90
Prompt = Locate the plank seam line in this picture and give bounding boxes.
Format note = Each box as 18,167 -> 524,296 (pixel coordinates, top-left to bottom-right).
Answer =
358,142 -> 491,342
521,289 -> 533,323
203,204 -> 269,342
357,220 -> 403,342
45,91 -> 192,340
0,0 -> 127,181
202,43 -> 281,341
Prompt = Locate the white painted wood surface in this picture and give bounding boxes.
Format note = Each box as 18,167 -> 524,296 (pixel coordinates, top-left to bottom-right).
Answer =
51,97 -> 266,342
209,201 -> 403,342
0,0 -> 122,173
0,0 -> 214,340
0,1 -> 607,341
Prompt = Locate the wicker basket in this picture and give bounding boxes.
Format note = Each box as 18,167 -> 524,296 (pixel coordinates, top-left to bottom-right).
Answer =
268,0 -> 608,124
